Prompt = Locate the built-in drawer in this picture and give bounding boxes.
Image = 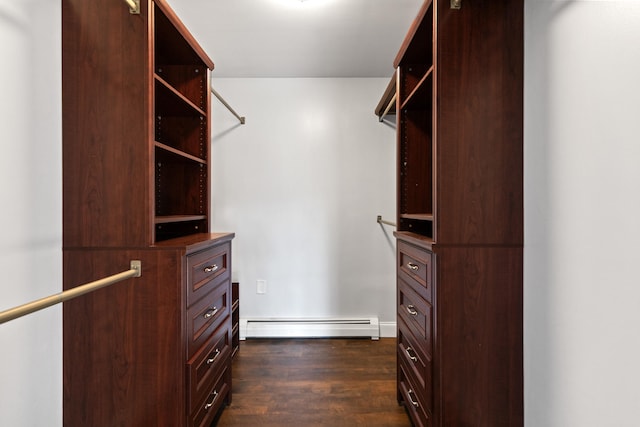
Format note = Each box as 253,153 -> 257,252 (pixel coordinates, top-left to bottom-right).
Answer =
187,281 -> 230,356
398,241 -> 432,302
398,317 -> 432,414
189,367 -> 230,427
398,276 -> 432,350
187,242 -> 231,307
399,362 -> 431,427
187,317 -> 231,415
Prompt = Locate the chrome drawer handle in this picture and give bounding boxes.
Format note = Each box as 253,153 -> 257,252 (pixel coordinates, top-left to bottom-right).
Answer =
407,262 -> 419,271
206,348 -> 221,365
405,346 -> 418,363
203,307 -> 218,319
204,390 -> 219,411
406,305 -> 418,316
204,264 -> 219,273
407,389 -> 419,408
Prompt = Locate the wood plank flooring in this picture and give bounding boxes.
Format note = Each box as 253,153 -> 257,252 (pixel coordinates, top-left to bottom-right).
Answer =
215,338 -> 412,427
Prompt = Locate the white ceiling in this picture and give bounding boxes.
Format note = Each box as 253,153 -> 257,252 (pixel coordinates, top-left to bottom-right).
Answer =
168,0 -> 424,78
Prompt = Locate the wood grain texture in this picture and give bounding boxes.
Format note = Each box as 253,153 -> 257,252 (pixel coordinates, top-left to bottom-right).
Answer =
435,246 -> 523,426
62,0 -> 152,247
215,339 -> 412,427
434,0 -> 523,245
63,248 -> 185,426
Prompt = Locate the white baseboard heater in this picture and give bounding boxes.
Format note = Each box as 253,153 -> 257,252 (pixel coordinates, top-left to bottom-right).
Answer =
240,317 -> 380,340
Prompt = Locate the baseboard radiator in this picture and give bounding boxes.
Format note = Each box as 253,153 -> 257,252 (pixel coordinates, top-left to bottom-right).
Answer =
240,317 -> 380,340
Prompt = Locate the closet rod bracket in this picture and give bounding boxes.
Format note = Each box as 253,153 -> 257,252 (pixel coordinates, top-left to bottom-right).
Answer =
125,0 -> 140,14
131,260 -> 142,277
451,0 -> 461,9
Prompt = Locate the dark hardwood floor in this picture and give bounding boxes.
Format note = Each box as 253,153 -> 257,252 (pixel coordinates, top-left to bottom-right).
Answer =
215,338 -> 412,427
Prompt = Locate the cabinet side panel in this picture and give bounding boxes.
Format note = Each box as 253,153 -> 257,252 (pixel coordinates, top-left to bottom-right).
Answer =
63,249 -> 185,426
435,0 -> 523,245
436,247 -> 523,426
62,0 -> 152,247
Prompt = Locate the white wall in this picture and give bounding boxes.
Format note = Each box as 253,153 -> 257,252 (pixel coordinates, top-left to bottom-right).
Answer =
210,78 -> 398,334
525,1 -> 640,426
0,0 -> 62,426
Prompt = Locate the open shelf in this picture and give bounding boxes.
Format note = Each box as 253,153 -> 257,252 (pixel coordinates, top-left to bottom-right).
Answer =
155,142 -> 206,164
400,213 -> 433,221
155,76 -> 207,117
401,66 -> 433,111
156,66 -> 207,111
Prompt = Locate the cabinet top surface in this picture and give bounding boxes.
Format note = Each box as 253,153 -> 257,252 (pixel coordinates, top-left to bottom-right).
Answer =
153,232 -> 235,251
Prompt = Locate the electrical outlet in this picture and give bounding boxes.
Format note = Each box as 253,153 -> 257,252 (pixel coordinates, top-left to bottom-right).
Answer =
256,279 -> 267,294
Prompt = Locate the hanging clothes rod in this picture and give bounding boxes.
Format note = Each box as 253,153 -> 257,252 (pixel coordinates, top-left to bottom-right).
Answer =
123,0 -> 140,14
0,261 -> 142,325
379,93 -> 396,122
377,215 -> 397,227
211,86 -> 246,125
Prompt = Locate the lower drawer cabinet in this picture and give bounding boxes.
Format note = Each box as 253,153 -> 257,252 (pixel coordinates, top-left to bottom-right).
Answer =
398,276 -> 433,350
187,281 -> 230,356
399,363 -> 431,427
187,317 -> 231,414
398,318 -> 432,411
189,367 -> 231,427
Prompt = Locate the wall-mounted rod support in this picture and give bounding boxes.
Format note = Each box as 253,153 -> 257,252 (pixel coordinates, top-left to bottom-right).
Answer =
123,0 -> 140,14
211,86 -> 246,125
377,215 -> 397,227
379,93 -> 397,122
0,261 -> 142,325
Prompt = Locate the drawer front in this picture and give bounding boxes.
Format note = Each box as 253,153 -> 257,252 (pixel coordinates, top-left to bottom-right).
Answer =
187,317 -> 231,414
399,363 -> 431,427
187,242 -> 231,307
398,276 -> 432,349
398,317 -> 432,413
189,368 -> 230,427
398,241 -> 432,302
187,281 -> 230,356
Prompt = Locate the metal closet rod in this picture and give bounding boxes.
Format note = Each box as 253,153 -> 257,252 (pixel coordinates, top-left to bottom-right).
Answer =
377,215 -> 397,227
0,261 -> 142,325
211,86 -> 246,125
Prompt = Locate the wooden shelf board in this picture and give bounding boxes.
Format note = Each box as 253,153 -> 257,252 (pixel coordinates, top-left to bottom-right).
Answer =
155,142 -> 206,164
155,215 -> 206,224
400,213 -> 434,221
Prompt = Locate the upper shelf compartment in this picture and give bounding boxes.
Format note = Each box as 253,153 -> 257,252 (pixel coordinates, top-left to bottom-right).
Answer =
400,66 -> 433,111
394,0 -> 433,109
154,1 -> 213,110
393,0 -> 433,70
156,66 -> 208,111
154,1 -> 214,69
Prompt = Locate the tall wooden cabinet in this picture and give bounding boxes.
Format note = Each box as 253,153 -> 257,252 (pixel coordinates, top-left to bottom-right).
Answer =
388,1 -> 523,426
62,0 -> 234,425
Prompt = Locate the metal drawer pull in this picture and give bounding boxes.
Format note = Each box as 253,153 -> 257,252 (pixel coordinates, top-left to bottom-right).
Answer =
204,264 -> 219,273
406,305 -> 418,316
408,389 -> 420,408
206,349 -> 221,365
203,307 -> 218,319
407,262 -> 419,271
204,390 -> 219,411
405,346 -> 418,362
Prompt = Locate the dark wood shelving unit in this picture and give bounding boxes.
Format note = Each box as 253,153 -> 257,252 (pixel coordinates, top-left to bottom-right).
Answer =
383,1 -> 524,426
62,0 -> 234,425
